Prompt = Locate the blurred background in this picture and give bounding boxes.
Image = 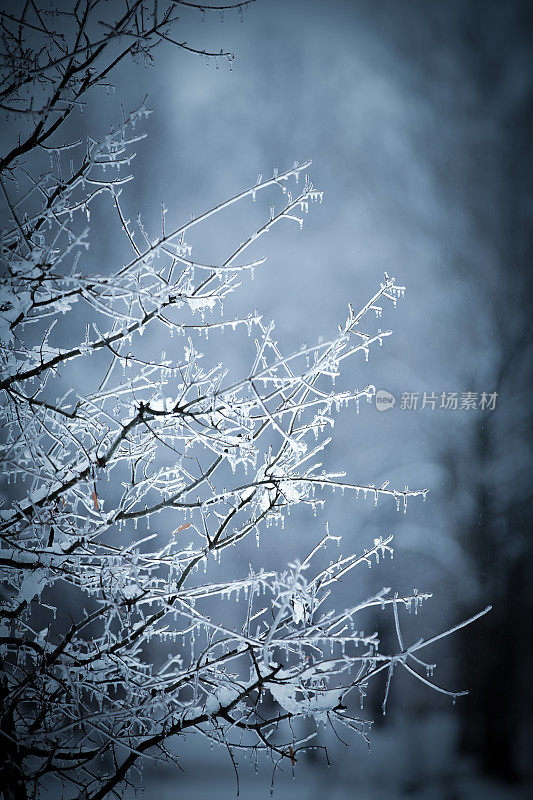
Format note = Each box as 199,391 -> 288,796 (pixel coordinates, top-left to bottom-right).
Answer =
12,0 -> 533,797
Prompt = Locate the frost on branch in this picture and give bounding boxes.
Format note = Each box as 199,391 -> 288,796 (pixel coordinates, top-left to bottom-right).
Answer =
0,3 -> 490,799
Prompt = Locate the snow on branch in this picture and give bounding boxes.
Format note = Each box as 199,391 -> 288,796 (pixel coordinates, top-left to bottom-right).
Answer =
0,3 -> 490,799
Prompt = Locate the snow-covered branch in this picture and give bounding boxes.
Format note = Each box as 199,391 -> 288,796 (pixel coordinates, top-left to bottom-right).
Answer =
0,3 -> 490,798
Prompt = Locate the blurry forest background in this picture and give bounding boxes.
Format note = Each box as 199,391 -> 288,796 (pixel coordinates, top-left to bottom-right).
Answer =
3,0 -> 532,797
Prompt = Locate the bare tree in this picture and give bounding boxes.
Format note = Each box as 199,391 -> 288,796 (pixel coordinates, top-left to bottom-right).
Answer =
0,3 -> 489,798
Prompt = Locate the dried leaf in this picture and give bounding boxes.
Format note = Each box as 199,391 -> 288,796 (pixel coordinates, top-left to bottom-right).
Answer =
91,490 -> 98,510
174,523 -> 191,534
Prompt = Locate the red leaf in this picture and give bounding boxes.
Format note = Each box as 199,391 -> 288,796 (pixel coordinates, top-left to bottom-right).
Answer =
174,523 -> 191,534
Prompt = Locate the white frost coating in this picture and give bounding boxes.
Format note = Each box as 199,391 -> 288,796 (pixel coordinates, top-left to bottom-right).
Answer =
18,570 -> 48,604
291,593 -> 307,624
185,296 -> 217,312
267,666 -> 343,724
122,585 -> 140,599
0,20 -> 481,794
